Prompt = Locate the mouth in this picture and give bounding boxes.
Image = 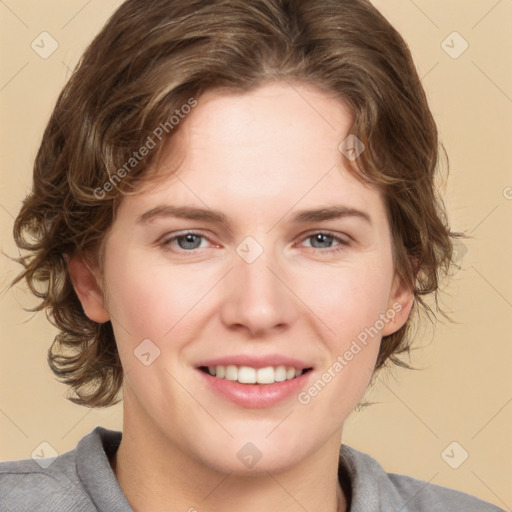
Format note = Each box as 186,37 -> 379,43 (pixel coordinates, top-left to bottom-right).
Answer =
194,354 -> 316,407
198,365 -> 314,385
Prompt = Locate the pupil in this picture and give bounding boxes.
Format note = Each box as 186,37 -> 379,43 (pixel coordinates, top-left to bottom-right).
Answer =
179,234 -> 201,249
313,234 -> 332,248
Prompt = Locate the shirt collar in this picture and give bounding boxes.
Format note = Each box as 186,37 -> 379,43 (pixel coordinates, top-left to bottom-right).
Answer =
339,444 -> 411,511
76,426 -> 133,512
76,426 -> 409,512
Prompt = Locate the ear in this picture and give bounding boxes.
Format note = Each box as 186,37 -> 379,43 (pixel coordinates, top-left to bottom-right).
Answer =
66,252 -> 110,323
381,271 -> 415,336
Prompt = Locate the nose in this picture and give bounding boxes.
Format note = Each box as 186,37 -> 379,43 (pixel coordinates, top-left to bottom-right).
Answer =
219,242 -> 299,337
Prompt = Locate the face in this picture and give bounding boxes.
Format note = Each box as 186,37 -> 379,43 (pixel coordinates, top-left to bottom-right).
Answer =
72,82 -> 412,475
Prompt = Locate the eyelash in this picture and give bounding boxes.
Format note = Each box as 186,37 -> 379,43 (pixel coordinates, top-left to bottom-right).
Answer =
160,230 -> 350,254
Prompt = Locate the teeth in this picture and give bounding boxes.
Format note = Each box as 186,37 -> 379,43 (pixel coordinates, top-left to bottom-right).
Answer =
238,366 -> 256,384
274,366 -> 287,382
206,365 -> 305,384
225,365 -> 237,381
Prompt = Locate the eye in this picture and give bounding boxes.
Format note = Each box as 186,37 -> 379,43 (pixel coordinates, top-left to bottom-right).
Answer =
161,231 -> 211,251
299,231 -> 349,253
159,230 -> 349,254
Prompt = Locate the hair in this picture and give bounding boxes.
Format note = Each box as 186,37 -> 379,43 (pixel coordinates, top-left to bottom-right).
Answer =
10,0 -> 457,407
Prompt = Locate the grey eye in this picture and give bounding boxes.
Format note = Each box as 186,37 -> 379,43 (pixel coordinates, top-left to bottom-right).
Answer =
308,233 -> 335,249
176,234 -> 204,250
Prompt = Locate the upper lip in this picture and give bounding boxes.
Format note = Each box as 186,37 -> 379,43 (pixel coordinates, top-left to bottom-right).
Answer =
195,354 -> 314,370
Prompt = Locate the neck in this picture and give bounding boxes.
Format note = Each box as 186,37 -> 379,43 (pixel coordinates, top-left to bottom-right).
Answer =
110,393 -> 347,512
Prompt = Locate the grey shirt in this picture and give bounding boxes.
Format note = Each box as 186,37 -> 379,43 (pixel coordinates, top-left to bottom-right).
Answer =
0,426 -> 505,511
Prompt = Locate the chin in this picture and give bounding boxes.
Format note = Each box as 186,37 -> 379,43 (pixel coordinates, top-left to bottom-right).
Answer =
195,437 -> 308,476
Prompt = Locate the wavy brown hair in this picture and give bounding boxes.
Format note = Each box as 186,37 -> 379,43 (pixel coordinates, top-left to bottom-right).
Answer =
11,0 -> 457,407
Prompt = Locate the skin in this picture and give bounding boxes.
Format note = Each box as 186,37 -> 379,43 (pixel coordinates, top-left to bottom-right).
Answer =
69,82 -> 414,512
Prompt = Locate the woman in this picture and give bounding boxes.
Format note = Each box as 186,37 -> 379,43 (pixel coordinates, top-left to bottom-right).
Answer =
1,0 -> 505,510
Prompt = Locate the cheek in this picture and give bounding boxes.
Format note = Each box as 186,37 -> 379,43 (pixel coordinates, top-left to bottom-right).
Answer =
293,263 -> 393,420
103,248 -> 219,347
297,259 -> 394,343
102,248 -> 174,342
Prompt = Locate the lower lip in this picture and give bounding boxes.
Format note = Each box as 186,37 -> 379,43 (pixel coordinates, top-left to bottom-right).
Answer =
197,369 -> 313,408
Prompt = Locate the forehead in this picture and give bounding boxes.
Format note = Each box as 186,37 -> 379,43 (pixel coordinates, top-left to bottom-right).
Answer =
117,82 -> 384,224
181,81 -> 353,168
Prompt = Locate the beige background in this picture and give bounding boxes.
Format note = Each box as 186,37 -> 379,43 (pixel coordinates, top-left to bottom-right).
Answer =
1,0 -> 511,509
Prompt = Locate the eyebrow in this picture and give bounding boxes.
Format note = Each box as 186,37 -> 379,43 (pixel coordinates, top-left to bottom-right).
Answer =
136,204 -> 372,227
137,205 -> 230,225
289,206 -> 372,225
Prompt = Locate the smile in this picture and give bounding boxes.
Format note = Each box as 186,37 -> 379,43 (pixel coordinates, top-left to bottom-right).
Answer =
199,365 -> 313,384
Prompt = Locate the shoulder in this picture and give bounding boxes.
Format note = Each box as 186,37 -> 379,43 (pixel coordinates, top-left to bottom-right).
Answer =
339,445 -> 505,512
0,439 -> 96,512
387,472 -> 504,511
